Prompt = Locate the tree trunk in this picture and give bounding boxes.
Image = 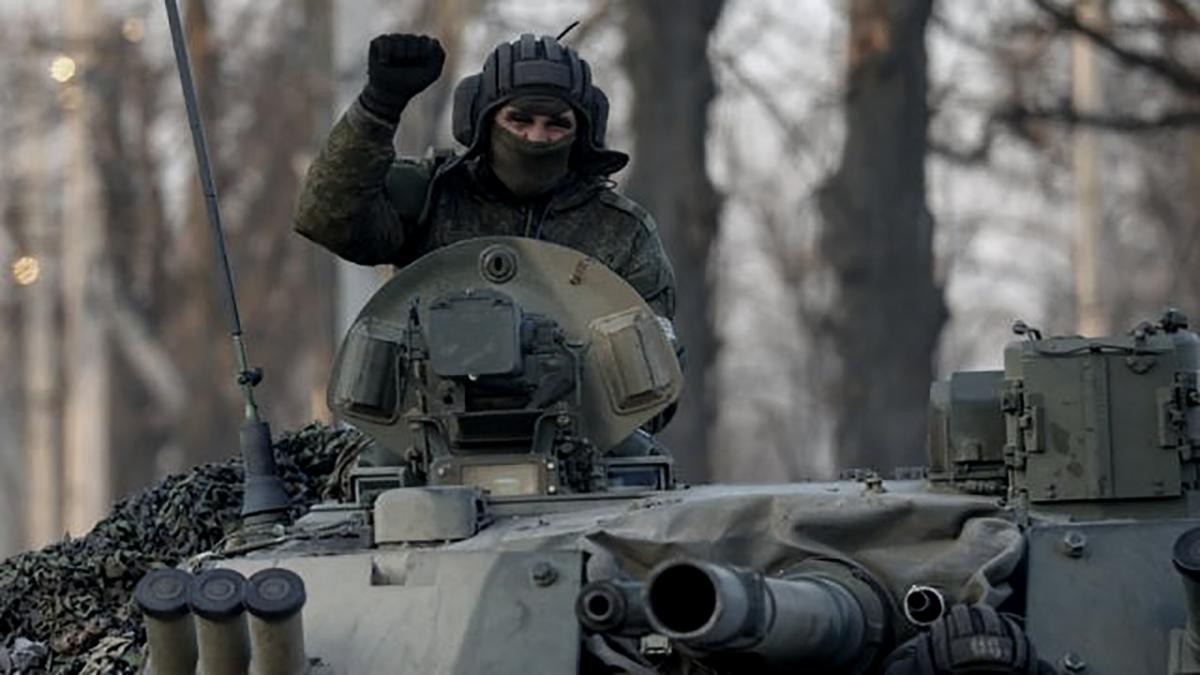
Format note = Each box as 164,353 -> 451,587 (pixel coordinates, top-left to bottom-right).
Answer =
623,0 -> 726,483
0,234 -> 22,556
816,0 -> 945,473
302,0 -> 337,423
61,0 -> 111,536
1072,0 -> 1108,336
18,46 -> 62,549
90,15 -> 188,498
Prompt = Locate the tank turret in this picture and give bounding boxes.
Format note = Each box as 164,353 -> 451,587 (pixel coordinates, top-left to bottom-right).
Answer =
327,237 -> 683,500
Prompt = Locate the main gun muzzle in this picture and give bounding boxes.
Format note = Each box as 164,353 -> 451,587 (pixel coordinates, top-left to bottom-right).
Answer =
643,559 -> 886,673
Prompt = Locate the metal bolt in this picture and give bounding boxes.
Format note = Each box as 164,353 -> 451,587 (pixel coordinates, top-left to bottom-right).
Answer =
1060,652 -> 1086,672
531,561 -> 558,587
546,462 -> 556,471
1062,531 -> 1087,558
556,415 -> 571,427
547,485 -> 558,495
436,466 -> 447,478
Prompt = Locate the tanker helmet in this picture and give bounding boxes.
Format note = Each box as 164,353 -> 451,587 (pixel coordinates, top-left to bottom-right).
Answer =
452,34 -> 629,175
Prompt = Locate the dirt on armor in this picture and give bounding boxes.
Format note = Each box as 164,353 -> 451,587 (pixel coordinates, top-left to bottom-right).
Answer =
0,423 -> 363,674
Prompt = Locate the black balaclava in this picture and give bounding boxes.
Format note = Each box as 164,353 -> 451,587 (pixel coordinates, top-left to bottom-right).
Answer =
488,95 -> 576,199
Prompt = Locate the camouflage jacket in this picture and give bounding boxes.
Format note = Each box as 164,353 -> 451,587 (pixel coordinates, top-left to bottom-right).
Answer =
293,99 -> 676,319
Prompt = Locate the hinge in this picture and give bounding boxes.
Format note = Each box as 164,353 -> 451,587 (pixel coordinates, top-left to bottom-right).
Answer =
1020,404 -> 1043,454
1160,371 -> 1199,450
1003,379 -> 1027,469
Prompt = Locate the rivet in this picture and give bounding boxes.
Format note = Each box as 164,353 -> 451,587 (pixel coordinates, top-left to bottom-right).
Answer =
531,561 -> 558,587
1061,652 -> 1086,672
1061,531 -> 1087,558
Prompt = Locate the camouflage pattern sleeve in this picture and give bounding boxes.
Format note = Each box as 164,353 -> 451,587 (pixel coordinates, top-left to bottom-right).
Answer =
601,193 -> 677,321
293,99 -> 429,265
627,224 -> 677,321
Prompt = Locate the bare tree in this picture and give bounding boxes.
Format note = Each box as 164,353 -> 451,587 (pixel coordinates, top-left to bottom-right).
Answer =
61,0 -> 341,496
163,0 -> 239,470
88,13 -> 184,497
60,0 -> 111,535
0,54 -> 29,555
623,0 -> 727,482
817,0 -> 946,472
8,24 -> 63,551
989,1 -> 1200,326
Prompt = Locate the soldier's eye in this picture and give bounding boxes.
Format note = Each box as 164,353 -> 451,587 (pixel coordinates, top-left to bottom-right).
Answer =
548,117 -> 574,129
506,111 -> 534,124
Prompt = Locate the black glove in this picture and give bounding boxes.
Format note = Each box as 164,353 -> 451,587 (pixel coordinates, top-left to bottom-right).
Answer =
882,604 -> 1058,674
359,34 -> 445,124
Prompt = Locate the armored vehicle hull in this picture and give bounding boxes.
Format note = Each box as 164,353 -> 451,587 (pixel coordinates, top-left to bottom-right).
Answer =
130,240 -> 1200,674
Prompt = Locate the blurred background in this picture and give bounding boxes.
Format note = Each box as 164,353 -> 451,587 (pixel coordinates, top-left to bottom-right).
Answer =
1,0 -> 1197,556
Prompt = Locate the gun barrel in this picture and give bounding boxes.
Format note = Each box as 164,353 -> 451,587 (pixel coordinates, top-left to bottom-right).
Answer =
644,559 -> 883,671
576,579 -> 650,636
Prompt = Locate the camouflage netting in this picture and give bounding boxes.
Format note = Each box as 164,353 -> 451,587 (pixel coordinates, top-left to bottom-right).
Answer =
0,422 -> 364,674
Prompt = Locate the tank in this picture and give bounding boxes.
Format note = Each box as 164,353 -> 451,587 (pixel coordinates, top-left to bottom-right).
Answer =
129,239 -> 1200,674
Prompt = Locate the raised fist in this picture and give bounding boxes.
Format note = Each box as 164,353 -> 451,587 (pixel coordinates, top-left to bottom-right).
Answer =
360,34 -> 446,123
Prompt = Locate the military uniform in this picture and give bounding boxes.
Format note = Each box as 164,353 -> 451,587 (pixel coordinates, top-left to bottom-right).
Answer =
293,99 -> 677,320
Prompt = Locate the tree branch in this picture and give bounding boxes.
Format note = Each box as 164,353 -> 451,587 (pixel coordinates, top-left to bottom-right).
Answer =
929,9 -> 1005,55
1031,0 -> 1200,93
103,270 -> 187,416
1002,103 -> 1200,131
712,48 -> 812,151
928,129 -> 996,164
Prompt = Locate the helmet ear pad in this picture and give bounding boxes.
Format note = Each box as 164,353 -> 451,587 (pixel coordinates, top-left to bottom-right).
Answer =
452,73 -> 483,148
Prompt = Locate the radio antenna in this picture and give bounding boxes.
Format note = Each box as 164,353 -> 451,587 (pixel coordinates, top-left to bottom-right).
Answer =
163,0 -> 290,525
555,20 -> 581,42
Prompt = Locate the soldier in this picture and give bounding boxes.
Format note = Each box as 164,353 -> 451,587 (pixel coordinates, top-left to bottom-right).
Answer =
293,32 -> 676,323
